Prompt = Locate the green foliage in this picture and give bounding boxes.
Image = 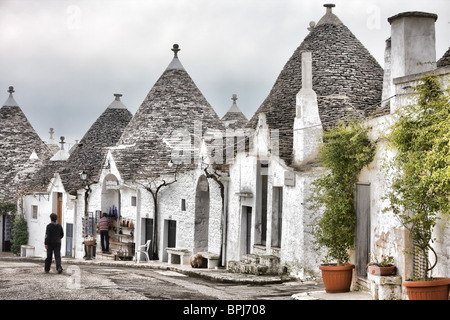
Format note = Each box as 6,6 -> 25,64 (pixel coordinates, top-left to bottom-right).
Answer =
0,202 -> 16,215
384,75 -> 450,279
11,214 -> 29,255
310,119 -> 376,265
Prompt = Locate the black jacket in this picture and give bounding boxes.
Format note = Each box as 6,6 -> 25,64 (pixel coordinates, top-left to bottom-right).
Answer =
45,222 -> 64,245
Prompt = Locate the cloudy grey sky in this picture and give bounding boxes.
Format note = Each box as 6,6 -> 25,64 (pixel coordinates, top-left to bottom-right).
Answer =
1,0 -> 449,148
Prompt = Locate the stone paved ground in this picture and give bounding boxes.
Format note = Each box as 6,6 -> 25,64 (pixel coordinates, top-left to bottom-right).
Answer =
0,253 -> 372,301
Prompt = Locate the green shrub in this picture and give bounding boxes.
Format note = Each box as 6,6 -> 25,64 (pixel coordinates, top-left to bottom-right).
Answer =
384,75 -> 450,279
310,119 -> 376,265
11,214 -> 29,255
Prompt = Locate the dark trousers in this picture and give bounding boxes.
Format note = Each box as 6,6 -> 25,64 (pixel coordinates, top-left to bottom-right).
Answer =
100,230 -> 109,252
45,242 -> 62,272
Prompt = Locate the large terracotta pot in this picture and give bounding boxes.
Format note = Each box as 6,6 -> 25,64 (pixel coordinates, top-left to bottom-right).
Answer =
319,263 -> 355,293
403,277 -> 450,300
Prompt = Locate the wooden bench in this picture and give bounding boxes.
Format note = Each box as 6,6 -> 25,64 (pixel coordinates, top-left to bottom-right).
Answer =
198,251 -> 220,269
166,248 -> 192,265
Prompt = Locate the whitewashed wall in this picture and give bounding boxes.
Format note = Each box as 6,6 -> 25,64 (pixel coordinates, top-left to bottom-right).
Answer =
22,174 -> 75,259
225,114 -> 325,279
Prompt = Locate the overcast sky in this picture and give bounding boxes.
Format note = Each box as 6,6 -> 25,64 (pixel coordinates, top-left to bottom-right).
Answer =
1,0 -> 449,148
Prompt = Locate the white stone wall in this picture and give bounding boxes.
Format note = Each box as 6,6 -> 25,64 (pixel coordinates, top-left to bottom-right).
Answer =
226,152 -> 257,264
393,68 -> 450,279
68,151 -> 225,262
358,115 -> 412,281
360,66 -> 450,283
225,129 -> 324,279
22,174 -> 75,259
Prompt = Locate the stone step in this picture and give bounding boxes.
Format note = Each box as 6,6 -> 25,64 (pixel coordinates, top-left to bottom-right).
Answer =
356,277 -> 371,292
96,252 -> 117,261
228,254 -> 282,275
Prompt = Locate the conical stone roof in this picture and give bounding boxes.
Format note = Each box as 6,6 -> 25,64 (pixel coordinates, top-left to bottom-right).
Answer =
221,94 -> 248,130
113,44 -> 225,181
247,4 -> 384,166
437,47 -> 450,68
0,86 -> 52,202
57,94 -> 133,195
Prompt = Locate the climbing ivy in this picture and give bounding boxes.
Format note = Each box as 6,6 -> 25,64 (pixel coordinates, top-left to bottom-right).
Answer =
0,202 -> 16,215
384,75 -> 450,279
310,118 -> 376,265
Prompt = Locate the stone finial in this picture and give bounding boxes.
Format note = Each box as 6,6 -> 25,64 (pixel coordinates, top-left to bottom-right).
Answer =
114,93 -> 122,101
307,21 -> 316,31
231,94 -> 238,103
49,128 -> 55,140
4,85 -> 19,107
317,3 -> 342,26
171,44 -> 180,58
59,136 -> 66,150
324,3 -> 335,13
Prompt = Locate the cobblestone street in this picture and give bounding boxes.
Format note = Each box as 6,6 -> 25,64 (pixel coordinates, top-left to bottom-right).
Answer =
0,257 -> 327,301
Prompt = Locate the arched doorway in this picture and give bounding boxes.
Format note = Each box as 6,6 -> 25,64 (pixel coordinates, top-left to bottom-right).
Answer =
101,174 -> 120,216
194,175 -> 210,253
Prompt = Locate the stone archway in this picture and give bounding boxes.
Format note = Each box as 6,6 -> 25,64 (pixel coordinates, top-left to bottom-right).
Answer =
194,175 -> 210,253
101,174 -> 120,216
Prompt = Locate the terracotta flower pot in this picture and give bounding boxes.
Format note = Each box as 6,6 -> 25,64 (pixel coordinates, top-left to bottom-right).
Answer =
403,277 -> 450,300
319,263 -> 355,293
367,264 -> 396,276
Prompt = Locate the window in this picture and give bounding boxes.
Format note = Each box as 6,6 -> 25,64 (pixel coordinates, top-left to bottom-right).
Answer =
181,199 -> 186,211
32,205 -> 38,219
131,196 -> 137,207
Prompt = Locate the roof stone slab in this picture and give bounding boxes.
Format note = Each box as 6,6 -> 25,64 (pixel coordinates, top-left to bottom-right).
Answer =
113,45 -> 225,182
0,87 -> 52,202
247,4 -> 384,166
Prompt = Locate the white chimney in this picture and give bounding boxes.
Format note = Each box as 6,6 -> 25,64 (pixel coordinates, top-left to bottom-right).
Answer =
388,12 -> 438,79
293,51 -> 323,166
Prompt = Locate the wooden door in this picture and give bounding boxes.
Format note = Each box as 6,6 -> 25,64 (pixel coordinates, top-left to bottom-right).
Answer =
355,183 -> 370,277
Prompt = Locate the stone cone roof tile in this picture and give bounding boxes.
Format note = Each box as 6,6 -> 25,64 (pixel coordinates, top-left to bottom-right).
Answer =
47,96 -> 133,195
0,88 -> 52,202
437,47 -> 450,68
113,45 -> 225,181
221,94 -> 248,130
247,5 -> 384,166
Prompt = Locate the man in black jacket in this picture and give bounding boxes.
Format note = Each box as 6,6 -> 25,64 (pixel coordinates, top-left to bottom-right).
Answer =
44,213 -> 64,274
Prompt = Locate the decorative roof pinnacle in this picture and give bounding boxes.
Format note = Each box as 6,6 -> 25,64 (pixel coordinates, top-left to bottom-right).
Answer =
59,136 -> 66,150
324,3 -> 335,13
232,94 -> 238,103
171,44 -> 180,58
114,93 -> 122,101
316,3 -> 342,26
3,85 -> 19,107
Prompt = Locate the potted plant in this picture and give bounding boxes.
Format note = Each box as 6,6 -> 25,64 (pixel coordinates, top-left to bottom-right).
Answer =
367,253 -> 396,276
310,119 -> 376,293
385,76 -> 450,300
